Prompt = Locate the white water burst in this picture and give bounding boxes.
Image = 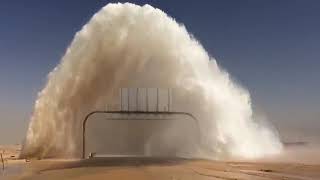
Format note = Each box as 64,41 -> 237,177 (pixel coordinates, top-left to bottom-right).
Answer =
21,3 -> 282,159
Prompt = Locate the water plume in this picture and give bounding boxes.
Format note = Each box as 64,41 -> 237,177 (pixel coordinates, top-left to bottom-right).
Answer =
21,3 -> 282,159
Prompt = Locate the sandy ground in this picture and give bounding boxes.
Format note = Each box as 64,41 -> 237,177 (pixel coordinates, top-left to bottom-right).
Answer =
1,145 -> 320,180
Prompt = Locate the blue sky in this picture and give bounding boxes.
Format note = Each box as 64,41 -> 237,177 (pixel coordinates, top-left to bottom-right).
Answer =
0,0 -> 319,144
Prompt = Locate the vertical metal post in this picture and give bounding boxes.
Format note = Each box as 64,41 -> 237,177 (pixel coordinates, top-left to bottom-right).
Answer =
82,127 -> 86,159
146,88 -> 149,112
136,88 -> 139,111
127,88 -> 130,111
168,88 -> 170,112
1,153 -> 4,171
156,88 -> 159,112
120,88 -> 122,111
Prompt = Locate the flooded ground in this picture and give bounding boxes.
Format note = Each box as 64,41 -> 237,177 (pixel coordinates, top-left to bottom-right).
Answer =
1,157 -> 319,180
1,144 -> 320,180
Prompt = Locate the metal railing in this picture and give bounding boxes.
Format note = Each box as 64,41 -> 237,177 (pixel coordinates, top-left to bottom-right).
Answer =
82,111 -> 200,159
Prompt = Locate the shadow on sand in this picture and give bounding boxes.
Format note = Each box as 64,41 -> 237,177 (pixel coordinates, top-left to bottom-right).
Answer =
39,157 -> 194,172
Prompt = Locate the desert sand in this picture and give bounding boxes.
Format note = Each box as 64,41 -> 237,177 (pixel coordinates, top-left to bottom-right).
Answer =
1,144 -> 320,180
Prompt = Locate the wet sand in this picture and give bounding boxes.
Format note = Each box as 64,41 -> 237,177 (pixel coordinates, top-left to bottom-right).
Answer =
1,144 -> 320,180
1,157 -> 319,180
